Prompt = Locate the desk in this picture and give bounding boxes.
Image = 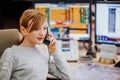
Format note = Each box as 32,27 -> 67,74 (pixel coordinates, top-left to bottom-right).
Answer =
68,49 -> 120,80
48,61 -> 119,80
69,62 -> 120,80
48,49 -> 120,80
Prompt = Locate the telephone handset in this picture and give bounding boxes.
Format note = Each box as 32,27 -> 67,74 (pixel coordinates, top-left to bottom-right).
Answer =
43,27 -> 51,45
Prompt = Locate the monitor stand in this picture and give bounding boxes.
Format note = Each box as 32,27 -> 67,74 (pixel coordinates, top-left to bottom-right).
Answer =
86,47 -> 97,58
84,42 -> 98,58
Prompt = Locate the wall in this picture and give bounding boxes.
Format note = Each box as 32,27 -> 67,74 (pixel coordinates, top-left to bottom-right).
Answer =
0,0 -> 33,29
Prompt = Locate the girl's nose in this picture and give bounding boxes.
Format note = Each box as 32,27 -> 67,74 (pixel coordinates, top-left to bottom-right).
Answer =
39,30 -> 44,35
39,30 -> 45,36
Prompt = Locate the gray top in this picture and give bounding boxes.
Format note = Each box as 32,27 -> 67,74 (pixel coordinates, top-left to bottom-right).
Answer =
0,44 -> 71,80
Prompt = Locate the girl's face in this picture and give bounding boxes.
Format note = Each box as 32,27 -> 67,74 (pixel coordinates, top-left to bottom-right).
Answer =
23,21 -> 48,46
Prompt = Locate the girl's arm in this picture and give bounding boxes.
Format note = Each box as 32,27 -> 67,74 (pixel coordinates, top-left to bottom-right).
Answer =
0,48 -> 14,80
48,51 -> 72,80
48,33 -> 72,80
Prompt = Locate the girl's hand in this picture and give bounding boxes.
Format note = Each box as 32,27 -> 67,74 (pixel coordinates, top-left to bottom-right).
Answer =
48,33 -> 57,53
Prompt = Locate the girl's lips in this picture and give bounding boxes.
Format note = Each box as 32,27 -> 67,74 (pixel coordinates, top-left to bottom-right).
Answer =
37,38 -> 43,40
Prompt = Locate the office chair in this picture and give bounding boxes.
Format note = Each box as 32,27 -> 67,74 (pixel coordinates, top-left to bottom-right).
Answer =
0,29 -> 21,58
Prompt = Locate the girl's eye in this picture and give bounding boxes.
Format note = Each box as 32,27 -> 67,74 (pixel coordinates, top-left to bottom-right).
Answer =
35,28 -> 39,31
44,27 -> 47,30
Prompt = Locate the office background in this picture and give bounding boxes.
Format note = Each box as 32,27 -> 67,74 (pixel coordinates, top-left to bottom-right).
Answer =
1,0 -> 120,56
1,0 -> 120,80
0,0 -> 101,29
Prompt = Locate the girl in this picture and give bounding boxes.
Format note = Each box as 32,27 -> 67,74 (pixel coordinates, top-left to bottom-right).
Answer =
0,9 -> 71,80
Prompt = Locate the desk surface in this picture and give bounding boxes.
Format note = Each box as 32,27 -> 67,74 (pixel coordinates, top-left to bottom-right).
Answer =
48,49 -> 120,80
68,49 -> 120,80
70,63 -> 120,80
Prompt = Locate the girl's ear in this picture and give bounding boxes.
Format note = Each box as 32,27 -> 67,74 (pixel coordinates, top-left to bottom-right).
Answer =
20,26 -> 27,36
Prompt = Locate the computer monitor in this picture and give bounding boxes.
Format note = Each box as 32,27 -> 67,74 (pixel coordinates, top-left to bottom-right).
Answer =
95,1 -> 120,46
34,0 -> 90,3
34,2 -> 91,42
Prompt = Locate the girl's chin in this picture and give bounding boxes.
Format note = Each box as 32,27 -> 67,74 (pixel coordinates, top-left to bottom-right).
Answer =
37,41 -> 43,44
36,39 -> 44,44
37,43 -> 43,44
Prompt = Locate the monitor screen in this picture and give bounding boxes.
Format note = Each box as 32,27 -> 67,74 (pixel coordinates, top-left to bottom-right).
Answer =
34,2 -> 91,42
95,1 -> 120,46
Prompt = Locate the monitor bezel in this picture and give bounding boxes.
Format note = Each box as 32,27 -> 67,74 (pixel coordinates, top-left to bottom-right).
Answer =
95,1 -> 120,46
33,0 -> 91,4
